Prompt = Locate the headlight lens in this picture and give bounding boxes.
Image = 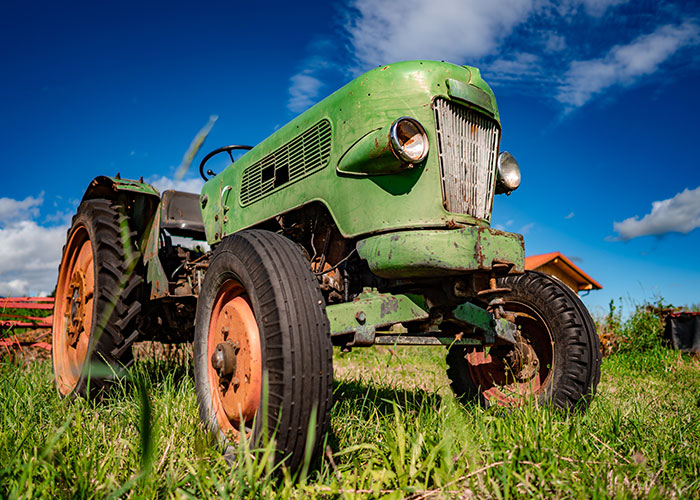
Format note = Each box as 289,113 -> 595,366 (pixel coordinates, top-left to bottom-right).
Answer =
496,151 -> 521,194
390,117 -> 429,163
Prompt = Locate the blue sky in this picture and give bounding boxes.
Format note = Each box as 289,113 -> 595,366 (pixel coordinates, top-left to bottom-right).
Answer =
1,0 -> 699,317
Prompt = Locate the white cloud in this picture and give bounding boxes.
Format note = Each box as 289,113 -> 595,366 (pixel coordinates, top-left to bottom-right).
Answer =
557,22 -> 699,109
0,192 -> 43,224
613,186 -> 700,240
288,72 -> 324,113
147,175 -> 204,194
0,279 -> 30,297
565,212 -> 575,219
346,0 -> 537,70
0,219 -> 67,296
487,52 -> 541,80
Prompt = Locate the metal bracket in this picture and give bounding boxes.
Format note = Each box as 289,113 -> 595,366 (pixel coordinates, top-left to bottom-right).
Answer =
452,302 -> 517,344
326,289 -> 429,346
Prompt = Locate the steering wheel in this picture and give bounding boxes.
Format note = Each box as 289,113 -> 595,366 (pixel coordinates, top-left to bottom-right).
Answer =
199,145 -> 253,181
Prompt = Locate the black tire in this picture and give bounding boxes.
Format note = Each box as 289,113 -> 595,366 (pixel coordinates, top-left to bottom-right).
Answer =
193,229 -> 333,473
52,198 -> 143,397
446,270 -> 601,410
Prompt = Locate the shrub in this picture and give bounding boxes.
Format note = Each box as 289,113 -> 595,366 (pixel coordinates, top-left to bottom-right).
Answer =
596,298 -> 670,355
618,302 -> 665,353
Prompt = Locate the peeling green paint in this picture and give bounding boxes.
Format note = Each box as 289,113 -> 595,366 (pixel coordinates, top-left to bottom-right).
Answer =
326,289 -> 429,345
355,226 -> 524,279
453,302 -> 517,345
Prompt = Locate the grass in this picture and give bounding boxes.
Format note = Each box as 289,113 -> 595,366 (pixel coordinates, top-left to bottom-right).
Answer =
1,345 -> 700,499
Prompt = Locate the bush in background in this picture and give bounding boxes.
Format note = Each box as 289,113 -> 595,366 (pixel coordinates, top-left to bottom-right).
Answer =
596,298 -> 673,356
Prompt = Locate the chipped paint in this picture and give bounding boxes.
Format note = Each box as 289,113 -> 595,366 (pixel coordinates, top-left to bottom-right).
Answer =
356,226 -> 524,279
326,289 -> 429,345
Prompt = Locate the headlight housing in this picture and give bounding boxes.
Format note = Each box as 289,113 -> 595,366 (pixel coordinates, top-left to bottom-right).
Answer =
338,116 -> 429,175
390,117 -> 429,163
496,151 -> 521,194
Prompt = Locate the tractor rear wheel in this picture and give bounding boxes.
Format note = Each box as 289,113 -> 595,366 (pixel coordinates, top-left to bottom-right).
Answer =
193,230 -> 333,473
52,199 -> 143,397
446,271 -> 601,410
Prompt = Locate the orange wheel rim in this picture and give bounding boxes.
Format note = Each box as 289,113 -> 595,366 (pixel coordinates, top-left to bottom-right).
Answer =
207,280 -> 262,440
52,225 -> 95,395
467,301 -> 554,406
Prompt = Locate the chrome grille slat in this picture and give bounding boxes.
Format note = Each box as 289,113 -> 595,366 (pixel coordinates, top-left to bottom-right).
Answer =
240,120 -> 332,205
434,98 -> 500,221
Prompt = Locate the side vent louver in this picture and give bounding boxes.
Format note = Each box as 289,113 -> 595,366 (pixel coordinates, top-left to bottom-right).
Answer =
240,120 -> 332,205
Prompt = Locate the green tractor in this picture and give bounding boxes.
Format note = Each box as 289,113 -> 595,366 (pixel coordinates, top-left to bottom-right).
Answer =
52,60 -> 601,472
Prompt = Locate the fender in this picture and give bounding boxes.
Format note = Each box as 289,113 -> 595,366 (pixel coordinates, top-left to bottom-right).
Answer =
81,175 -> 161,240
81,175 -> 168,298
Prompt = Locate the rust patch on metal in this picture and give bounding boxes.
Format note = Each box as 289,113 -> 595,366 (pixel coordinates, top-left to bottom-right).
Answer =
379,297 -> 399,318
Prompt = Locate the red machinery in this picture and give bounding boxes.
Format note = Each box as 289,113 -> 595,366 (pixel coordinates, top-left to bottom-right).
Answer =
0,297 -> 54,354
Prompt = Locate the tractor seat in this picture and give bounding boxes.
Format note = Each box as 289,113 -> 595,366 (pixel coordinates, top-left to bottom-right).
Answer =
160,190 -> 206,238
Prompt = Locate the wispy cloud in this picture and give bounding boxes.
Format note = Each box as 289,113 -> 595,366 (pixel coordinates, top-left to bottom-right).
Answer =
565,212 -> 575,219
520,222 -> 536,235
346,0 -> 537,72
288,72 -> 324,113
286,39 -> 343,113
557,0 -> 631,17
487,52 -> 542,81
579,0 -> 630,17
556,22 -> 699,109
543,32 -> 566,52
613,186 -> 700,240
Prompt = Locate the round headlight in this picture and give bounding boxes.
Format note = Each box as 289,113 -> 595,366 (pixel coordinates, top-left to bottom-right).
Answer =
496,151 -> 521,194
390,117 -> 429,163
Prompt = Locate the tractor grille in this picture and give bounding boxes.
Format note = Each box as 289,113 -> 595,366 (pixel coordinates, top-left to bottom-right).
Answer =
433,98 -> 500,221
240,120 -> 332,205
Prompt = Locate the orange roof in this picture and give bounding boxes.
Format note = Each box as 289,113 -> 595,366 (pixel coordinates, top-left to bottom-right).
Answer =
524,252 -> 602,291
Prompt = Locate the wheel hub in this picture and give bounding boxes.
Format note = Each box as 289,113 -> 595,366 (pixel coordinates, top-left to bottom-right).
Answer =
66,269 -> 87,344
208,285 -> 262,432
506,340 -> 539,381
211,340 -> 240,385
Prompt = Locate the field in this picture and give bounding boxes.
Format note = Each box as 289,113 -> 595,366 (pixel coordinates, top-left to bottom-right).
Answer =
2,341 -> 700,499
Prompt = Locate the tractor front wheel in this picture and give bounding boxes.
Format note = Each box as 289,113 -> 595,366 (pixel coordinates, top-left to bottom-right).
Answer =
193,230 -> 333,473
447,271 -> 601,410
